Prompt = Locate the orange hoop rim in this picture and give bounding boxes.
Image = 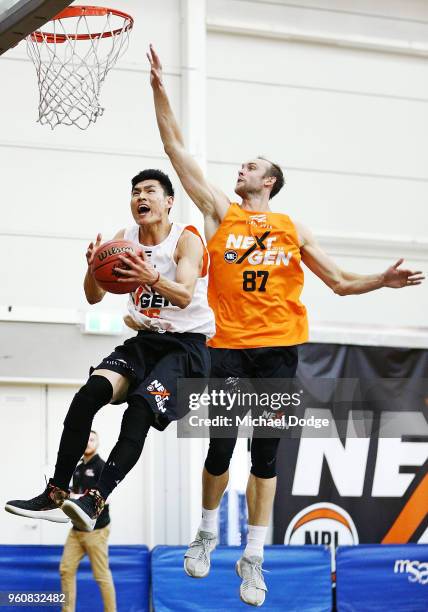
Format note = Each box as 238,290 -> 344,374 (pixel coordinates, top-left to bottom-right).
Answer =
30,5 -> 134,44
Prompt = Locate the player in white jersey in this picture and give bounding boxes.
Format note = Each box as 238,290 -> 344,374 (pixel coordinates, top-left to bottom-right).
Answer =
5,169 -> 215,531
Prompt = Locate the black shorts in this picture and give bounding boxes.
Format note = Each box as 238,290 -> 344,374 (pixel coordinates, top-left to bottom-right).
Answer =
209,345 -> 298,379
208,346 -> 299,436
93,330 -> 210,429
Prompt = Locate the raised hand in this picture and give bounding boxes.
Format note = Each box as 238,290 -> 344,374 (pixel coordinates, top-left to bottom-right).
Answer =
86,233 -> 102,267
147,44 -> 163,88
383,259 -> 425,288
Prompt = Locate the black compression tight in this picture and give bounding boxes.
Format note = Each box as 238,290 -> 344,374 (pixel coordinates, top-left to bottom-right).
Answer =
96,395 -> 155,500
205,436 -> 281,479
53,375 -> 113,491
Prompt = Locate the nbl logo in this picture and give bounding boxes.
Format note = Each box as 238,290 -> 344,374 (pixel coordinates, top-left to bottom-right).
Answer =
284,502 -> 359,548
284,502 -> 359,574
224,249 -> 238,263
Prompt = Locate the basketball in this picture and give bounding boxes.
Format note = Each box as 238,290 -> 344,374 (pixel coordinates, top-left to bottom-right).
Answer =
91,239 -> 142,294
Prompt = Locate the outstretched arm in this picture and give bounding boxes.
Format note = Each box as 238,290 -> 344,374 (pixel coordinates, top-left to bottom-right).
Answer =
296,222 -> 425,296
147,45 -> 229,222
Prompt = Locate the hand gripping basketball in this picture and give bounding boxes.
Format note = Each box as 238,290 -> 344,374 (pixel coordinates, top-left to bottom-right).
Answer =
90,239 -> 143,294
116,250 -> 160,289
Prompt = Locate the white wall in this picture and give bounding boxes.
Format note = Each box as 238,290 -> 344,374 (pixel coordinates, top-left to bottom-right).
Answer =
206,0 -> 428,335
0,0 -> 189,319
1,0 -> 426,327
0,0 -> 427,546
0,0 -> 427,333
0,0 -> 209,547
0,382 -> 209,547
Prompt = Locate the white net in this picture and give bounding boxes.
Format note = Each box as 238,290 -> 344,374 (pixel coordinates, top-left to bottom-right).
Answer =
26,7 -> 133,130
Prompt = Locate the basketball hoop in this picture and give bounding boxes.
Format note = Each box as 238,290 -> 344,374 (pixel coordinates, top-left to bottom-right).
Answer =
26,5 -> 134,130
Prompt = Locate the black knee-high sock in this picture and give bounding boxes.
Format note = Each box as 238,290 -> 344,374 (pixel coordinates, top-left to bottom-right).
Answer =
53,376 -> 113,490
96,396 -> 154,500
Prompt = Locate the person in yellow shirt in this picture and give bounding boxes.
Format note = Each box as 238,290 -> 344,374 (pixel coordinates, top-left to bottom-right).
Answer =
147,45 -> 424,607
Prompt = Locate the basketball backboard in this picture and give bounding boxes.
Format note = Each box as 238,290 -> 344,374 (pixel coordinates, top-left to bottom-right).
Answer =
0,0 -> 72,55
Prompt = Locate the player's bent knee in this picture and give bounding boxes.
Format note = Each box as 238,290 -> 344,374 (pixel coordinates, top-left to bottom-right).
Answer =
250,461 -> 277,479
204,439 -> 236,476
204,458 -> 230,477
91,369 -> 129,403
63,376 -> 113,429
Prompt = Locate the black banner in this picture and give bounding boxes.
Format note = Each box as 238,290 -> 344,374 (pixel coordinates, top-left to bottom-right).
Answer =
274,343 -> 428,546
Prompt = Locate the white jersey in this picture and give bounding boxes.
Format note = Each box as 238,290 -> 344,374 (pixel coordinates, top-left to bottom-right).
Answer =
124,223 -> 215,338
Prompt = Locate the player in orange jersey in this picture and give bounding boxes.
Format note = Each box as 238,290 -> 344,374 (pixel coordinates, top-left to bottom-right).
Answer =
148,45 -> 425,607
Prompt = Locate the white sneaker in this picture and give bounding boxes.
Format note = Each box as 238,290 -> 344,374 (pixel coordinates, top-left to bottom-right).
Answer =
236,555 -> 267,607
184,530 -> 217,578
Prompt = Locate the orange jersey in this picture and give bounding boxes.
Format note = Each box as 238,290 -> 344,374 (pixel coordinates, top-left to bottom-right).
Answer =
207,203 -> 308,348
